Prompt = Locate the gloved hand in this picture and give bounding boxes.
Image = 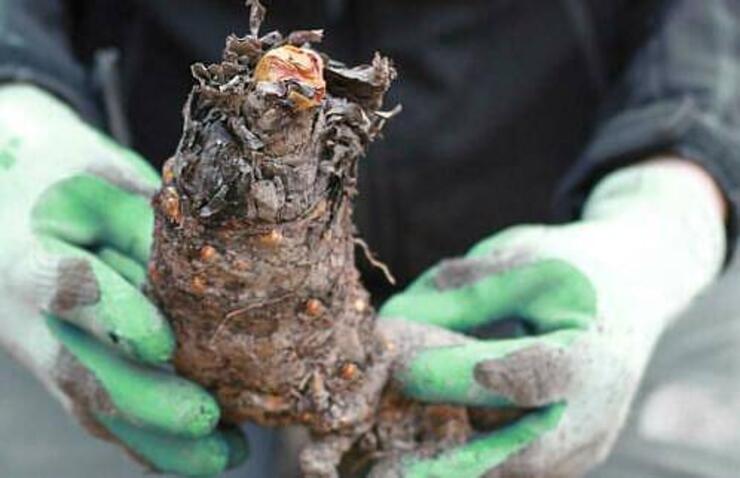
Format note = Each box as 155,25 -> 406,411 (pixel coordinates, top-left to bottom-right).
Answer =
0,84 -> 247,477
377,160 -> 726,477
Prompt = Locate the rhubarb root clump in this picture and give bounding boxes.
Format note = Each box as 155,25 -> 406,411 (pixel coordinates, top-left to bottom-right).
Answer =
149,2 -> 473,476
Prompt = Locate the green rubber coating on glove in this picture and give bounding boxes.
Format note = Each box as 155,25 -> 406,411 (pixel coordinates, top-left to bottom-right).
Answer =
98,247 -> 147,289
32,175 -> 154,265
398,404 -> 565,478
398,330 -> 578,406
48,318 -> 220,438
41,237 -> 173,364
380,259 -> 596,333
96,415 -> 230,477
464,225 -> 546,259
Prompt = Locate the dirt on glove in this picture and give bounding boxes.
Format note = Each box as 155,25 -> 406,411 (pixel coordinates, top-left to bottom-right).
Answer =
148,2 -> 474,475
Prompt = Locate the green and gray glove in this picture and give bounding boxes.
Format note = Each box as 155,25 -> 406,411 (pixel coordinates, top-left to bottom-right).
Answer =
0,84 -> 247,476
376,160 -> 726,477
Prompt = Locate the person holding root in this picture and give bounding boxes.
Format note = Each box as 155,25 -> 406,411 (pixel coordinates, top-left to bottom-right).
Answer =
1,1 -> 739,477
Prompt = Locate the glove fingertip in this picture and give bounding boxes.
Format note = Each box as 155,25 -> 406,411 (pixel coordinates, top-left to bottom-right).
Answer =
178,391 -> 222,438
124,321 -> 175,365
98,415 -> 231,477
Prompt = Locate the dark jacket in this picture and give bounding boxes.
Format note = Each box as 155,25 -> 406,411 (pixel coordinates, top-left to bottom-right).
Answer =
2,0 -> 740,299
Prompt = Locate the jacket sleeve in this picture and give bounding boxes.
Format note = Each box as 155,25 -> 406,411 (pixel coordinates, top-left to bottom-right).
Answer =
0,0 -> 101,123
557,0 -> 740,247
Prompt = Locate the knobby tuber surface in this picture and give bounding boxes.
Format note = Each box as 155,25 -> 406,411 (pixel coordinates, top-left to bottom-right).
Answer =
149,3 -> 475,476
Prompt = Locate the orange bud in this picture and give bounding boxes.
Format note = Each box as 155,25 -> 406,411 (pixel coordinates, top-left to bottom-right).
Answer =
258,229 -> 283,247
305,298 -> 323,317
191,275 -> 207,295
162,157 -> 176,184
254,45 -> 326,109
340,362 -> 359,380
160,187 -> 182,224
199,245 -> 218,262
